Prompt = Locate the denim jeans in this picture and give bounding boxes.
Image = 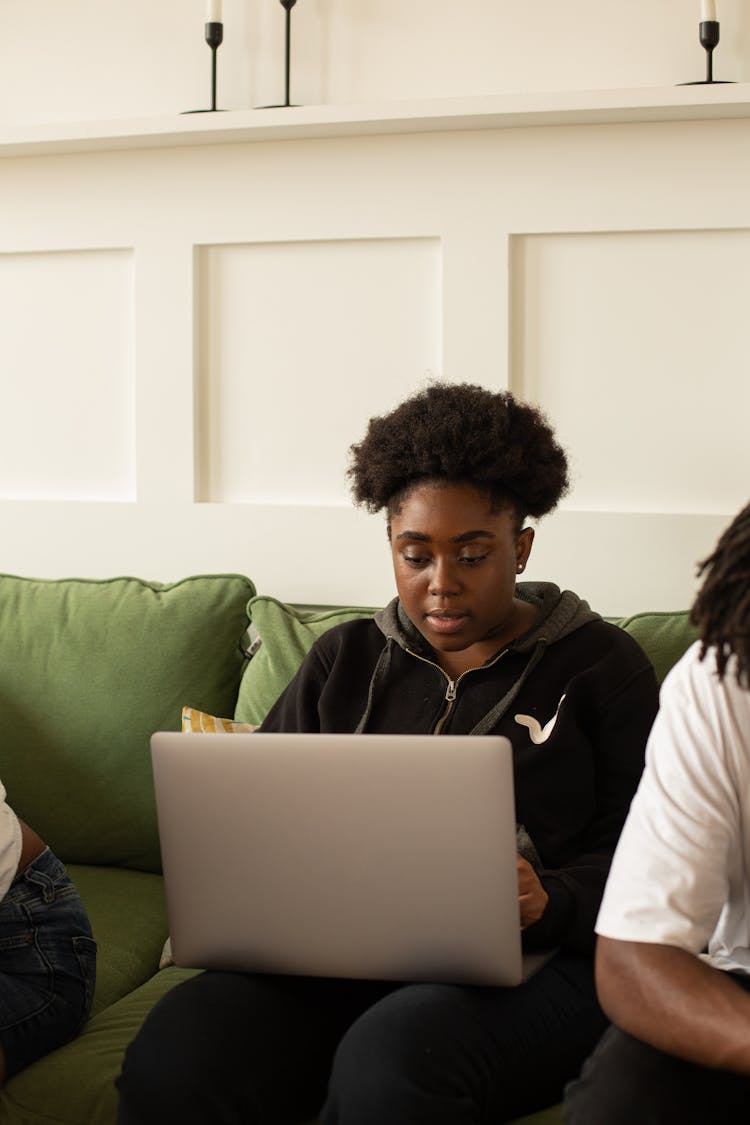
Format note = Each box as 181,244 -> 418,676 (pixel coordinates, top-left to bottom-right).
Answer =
0,848 -> 96,1078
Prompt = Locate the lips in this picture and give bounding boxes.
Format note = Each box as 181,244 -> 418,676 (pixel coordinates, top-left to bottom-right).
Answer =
424,611 -> 469,635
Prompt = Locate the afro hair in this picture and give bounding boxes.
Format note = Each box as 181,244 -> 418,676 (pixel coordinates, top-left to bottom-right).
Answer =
348,382 -> 569,521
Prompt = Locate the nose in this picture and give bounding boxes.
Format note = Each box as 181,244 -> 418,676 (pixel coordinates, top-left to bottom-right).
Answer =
428,557 -> 461,598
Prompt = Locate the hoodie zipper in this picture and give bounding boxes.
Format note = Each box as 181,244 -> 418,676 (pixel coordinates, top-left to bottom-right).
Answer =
405,646 -> 510,735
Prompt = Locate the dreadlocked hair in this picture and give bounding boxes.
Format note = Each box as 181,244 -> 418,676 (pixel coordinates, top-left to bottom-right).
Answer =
690,500 -> 750,685
348,382 -> 569,525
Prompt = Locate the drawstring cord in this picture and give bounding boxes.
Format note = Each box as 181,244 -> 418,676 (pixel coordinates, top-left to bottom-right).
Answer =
469,640 -> 548,735
353,638 -> 394,734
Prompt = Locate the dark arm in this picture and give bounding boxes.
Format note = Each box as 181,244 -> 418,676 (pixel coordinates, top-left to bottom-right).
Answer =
596,936 -> 750,1074
524,653 -> 660,953
259,642 -> 329,732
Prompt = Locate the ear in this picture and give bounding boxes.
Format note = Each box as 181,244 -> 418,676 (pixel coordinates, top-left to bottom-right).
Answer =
515,526 -> 534,574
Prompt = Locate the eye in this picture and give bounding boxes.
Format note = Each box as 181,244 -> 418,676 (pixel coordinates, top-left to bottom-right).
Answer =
402,553 -> 429,569
458,554 -> 487,566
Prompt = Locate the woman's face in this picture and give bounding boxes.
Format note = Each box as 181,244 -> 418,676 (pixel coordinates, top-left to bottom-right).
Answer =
389,481 -> 535,670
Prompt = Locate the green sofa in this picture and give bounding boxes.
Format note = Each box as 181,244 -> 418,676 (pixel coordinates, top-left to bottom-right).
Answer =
0,572 -> 698,1125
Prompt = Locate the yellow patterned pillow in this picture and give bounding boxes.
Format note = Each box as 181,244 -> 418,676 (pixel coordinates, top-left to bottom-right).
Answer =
161,708 -> 258,969
181,706 -> 258,734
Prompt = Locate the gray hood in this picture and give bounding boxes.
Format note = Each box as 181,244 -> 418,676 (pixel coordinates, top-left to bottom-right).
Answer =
373,582 -> 598,655
355,583 -> 600,736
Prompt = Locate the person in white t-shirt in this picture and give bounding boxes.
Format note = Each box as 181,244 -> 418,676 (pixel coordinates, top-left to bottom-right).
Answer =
0,784 -> 96,1084
564,500 -> 750,1123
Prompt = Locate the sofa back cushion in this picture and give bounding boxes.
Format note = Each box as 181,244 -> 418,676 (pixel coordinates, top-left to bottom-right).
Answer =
618,610 -> 698,685
235,599 -> 700,727
234,597 -> 378,727
0,573 -> 255,872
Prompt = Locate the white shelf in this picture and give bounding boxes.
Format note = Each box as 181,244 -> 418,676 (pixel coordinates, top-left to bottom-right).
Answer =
2,84 -> 750,158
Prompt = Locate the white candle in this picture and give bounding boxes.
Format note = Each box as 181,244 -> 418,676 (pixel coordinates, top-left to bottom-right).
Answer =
701,0 -> 717,21
206,0 -> 222,22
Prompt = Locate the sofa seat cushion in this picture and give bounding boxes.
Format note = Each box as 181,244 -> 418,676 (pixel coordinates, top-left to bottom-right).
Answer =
308,1108 -> 563,1124
68,865 -> 168,1017
0,938 -> 563,1125
0,966 -> 200,1125
508,1107 -> 563,1124
0,572 -> 255,872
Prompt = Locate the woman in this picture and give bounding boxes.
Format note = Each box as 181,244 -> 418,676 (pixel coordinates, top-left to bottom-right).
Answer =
117,382 -> 658,1124
0,785 -> 96,1084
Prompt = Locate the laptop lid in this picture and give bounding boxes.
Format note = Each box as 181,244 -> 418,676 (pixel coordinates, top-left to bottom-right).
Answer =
151,731 -> 523,986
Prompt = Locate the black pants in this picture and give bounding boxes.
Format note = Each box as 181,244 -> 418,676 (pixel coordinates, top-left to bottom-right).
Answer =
116,954 -> 605,1125
564,975 -> 750,1125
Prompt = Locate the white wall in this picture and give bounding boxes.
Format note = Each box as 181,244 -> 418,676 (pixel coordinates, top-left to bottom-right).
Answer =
0,2 -> 749,615
0,0 -> 748,126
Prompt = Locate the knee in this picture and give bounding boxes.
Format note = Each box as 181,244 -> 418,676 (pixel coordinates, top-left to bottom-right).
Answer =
564,1025 -> 672,1125
325,984 -> 473,1118
117,982 -> 205,1123
332,984 -> 438,1078
117,974 -> 254,1125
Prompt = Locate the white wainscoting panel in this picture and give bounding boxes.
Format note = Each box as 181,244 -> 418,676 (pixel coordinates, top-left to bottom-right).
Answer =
195,236 -> 442,504
510,228 -> 750,517
0,103 -> 749,614
0,248 -> 135,501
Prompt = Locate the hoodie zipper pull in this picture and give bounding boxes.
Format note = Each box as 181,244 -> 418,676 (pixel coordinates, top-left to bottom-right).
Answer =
445,680 -> 457,702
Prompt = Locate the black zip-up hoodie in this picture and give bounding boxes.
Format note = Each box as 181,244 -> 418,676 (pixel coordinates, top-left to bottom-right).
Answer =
261,582 -> 660,955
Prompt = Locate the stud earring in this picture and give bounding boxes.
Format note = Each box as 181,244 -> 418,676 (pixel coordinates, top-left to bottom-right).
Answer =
516,564 -> 524,573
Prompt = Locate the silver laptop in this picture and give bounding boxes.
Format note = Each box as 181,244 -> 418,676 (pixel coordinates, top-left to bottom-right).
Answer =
151,732 -> 524,986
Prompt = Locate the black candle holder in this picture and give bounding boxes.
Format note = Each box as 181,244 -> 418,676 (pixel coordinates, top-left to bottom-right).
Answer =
680,19 -> 734,84
183,21 -> 225,113
258,0 -> 300,109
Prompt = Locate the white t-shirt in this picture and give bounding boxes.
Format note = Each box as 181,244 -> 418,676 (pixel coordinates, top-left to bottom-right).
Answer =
0,781 -> 22,901
597,641 -> 750,976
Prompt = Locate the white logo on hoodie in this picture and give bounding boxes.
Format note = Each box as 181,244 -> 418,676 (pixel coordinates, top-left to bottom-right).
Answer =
514,694 -> 566,745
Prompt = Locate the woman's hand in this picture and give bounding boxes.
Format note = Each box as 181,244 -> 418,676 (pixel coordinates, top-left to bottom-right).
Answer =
517,855 -> 549,929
